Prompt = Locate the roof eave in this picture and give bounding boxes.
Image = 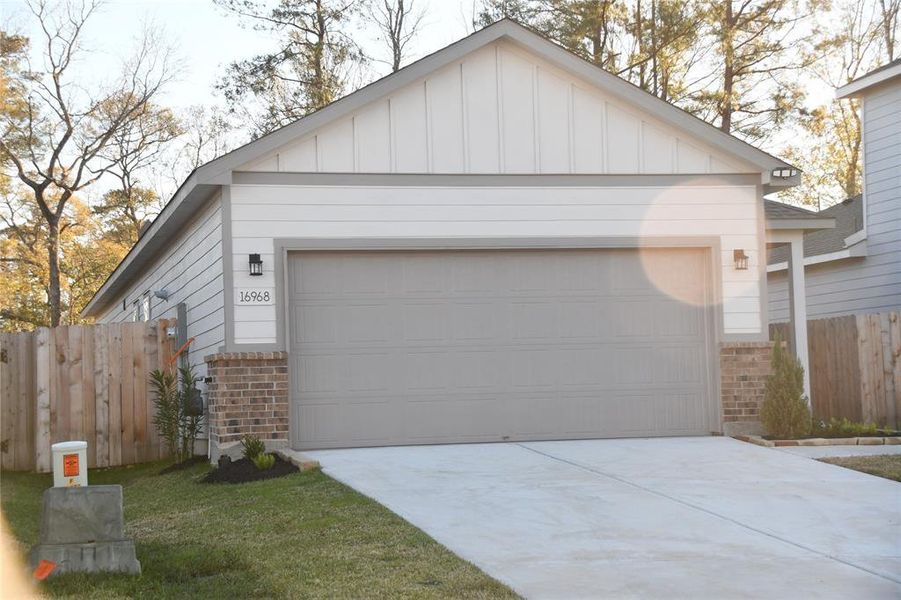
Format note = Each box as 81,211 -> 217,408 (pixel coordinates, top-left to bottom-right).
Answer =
81,179 -> 220,317
766,217 -> 836,231
836,62 -> 901,98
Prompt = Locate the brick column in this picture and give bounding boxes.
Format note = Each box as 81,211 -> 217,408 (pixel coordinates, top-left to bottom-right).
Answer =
719,342 -> 774,436
205,352 -> 289,460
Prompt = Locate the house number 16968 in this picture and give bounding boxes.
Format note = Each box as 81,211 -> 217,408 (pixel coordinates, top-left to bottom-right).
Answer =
236,289 -> 273,305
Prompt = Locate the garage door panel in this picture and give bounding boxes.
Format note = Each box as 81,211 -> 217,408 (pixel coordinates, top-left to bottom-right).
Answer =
295,305 -> 338,343
451,302 -> 501,341
296,355 -> 342,393
450,256 -> 503,293
405,398 -> 506,441
512,302 -> 559,340
453,351 -> 505,389
346,353 -> 393,392
404,352 -> 451,390
290,248 -> 716,449
401,302 -> 449,341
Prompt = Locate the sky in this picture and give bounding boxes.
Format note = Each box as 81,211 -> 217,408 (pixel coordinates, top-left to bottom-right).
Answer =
1,0 -> 839,203
1,0 -> 476,110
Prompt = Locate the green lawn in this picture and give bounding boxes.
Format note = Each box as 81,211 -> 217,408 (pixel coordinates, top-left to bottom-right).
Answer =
1,461 -> 516,599
819,454 -> 901,482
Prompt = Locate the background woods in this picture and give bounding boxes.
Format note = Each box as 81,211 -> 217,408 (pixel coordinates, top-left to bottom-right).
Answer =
1,0 -> 899,332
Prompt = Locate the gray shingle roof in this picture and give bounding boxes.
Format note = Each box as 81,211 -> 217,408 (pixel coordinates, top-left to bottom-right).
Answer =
767,195 -> 864,264
764,200 -> 822,219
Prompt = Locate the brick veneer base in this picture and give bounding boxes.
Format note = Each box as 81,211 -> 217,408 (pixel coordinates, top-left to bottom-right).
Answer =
204,345 -> 777,454
205,352 -> 289,459
720,342 -> 774,436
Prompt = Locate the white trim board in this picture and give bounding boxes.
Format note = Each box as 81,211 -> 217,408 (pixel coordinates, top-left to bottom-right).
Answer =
766,241 -> 868,273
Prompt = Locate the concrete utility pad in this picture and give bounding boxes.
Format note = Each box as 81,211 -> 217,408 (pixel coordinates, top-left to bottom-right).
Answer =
309,437 -> 901,599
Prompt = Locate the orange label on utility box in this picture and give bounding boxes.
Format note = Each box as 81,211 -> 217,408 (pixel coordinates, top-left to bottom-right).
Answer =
63,453 -> 79,477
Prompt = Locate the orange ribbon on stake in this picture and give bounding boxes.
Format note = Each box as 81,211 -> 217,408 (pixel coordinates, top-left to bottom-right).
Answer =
33,559 -> 56,580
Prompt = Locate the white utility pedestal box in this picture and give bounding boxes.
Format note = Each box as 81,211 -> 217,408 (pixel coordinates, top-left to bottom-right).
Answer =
51,441 -> 88,488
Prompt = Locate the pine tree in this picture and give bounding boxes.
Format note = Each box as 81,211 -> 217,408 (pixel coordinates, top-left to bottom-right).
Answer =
760,333 -> 811,439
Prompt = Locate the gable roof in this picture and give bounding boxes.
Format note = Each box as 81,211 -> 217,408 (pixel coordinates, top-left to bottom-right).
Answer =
767,195 -> 863,264
82,18 -> 797,317
837,59 -> 901,98
202,19 -> 796,183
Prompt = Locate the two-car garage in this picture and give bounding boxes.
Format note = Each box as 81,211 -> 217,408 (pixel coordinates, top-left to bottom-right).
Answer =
288,246 -> 718,450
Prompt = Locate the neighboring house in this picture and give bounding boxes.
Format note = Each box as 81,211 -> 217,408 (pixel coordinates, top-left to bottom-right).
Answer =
82,20 -> 827,456
768,59 -> 901,322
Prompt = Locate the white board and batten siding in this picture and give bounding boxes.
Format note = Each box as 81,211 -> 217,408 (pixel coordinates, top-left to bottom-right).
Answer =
769,79 -> 901,322
97,194 -> 225,375
230,184 -> 764,344
241,42 -> 750,176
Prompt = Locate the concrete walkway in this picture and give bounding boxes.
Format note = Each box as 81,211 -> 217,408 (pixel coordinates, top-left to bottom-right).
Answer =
308,437 -> 901,599
777,444 -> 901,458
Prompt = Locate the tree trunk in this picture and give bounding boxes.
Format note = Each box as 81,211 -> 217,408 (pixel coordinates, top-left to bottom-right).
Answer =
47,217 -> 62,327
720,1 -> 735,133
844,108 -> 862,197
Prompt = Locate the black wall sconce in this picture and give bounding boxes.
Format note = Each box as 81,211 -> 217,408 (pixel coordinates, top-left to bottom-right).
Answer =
249,253 -> 263,276
733,249 -> 749,270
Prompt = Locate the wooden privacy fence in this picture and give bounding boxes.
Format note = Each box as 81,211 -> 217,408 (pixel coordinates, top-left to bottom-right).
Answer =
1,320 -> 176,472
770,311 -> 901,428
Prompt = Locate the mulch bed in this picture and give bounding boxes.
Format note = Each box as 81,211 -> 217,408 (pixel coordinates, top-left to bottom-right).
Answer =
201,456 -> 298,484
159,456 -> 208,475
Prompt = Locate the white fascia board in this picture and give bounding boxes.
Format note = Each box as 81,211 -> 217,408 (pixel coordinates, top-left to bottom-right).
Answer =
844,229 -> 867,247
766,240 -> 868,273
836,62 -> 901,98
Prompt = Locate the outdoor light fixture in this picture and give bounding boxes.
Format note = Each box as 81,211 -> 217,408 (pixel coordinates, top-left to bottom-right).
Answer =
772,168 -> 799,178
249,253 -> 263,276
733,249 -> 750,270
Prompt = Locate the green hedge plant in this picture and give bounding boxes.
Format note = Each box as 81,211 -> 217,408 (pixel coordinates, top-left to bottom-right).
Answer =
241,434 -> 266,461
150,363 -> 205,463
252,453 -> 276,471
760,332 -> 811,439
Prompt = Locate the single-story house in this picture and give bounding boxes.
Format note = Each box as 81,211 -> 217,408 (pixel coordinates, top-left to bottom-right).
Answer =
768,59 -> 901,322
82,20 -> 832,458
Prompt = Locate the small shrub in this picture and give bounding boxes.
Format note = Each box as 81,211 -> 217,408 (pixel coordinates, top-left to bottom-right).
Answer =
150,363 -> 205,463
811,418 -> 878,438
150,370 -> 180,458
252,453 -> 276,471
760,333 -> 811,439
241,435 -> 266,461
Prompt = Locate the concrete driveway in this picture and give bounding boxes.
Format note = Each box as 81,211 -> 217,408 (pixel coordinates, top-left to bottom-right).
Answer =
308,437 -> 901,599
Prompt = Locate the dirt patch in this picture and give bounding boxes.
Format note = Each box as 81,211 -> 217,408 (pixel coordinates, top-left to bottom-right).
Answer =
201,456 -> 298,484
159,456 -> 208,475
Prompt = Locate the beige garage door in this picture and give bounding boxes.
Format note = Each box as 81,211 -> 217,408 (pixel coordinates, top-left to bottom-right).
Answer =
289,248 -> 716,450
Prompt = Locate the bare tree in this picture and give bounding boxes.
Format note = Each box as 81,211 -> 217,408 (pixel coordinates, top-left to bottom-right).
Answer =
94,100 -> 183,245
216,0 -> 364,137
370,0 -> 424,72
178,105 -> 235,172
688,0 -> 811,140
0,0 -> 174,325
878,0 -> 900,61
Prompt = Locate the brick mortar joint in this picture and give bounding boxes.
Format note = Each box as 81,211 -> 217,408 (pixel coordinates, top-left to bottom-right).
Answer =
205,352 -> 288,363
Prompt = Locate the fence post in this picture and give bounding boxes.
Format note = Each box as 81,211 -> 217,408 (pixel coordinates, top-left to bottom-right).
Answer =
34,327 -> 51,472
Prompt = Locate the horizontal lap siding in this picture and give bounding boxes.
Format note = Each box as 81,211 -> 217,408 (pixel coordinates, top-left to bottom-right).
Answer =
96,194 -> 225,375
230,183 -> 762,343
767,82 -> 901,322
